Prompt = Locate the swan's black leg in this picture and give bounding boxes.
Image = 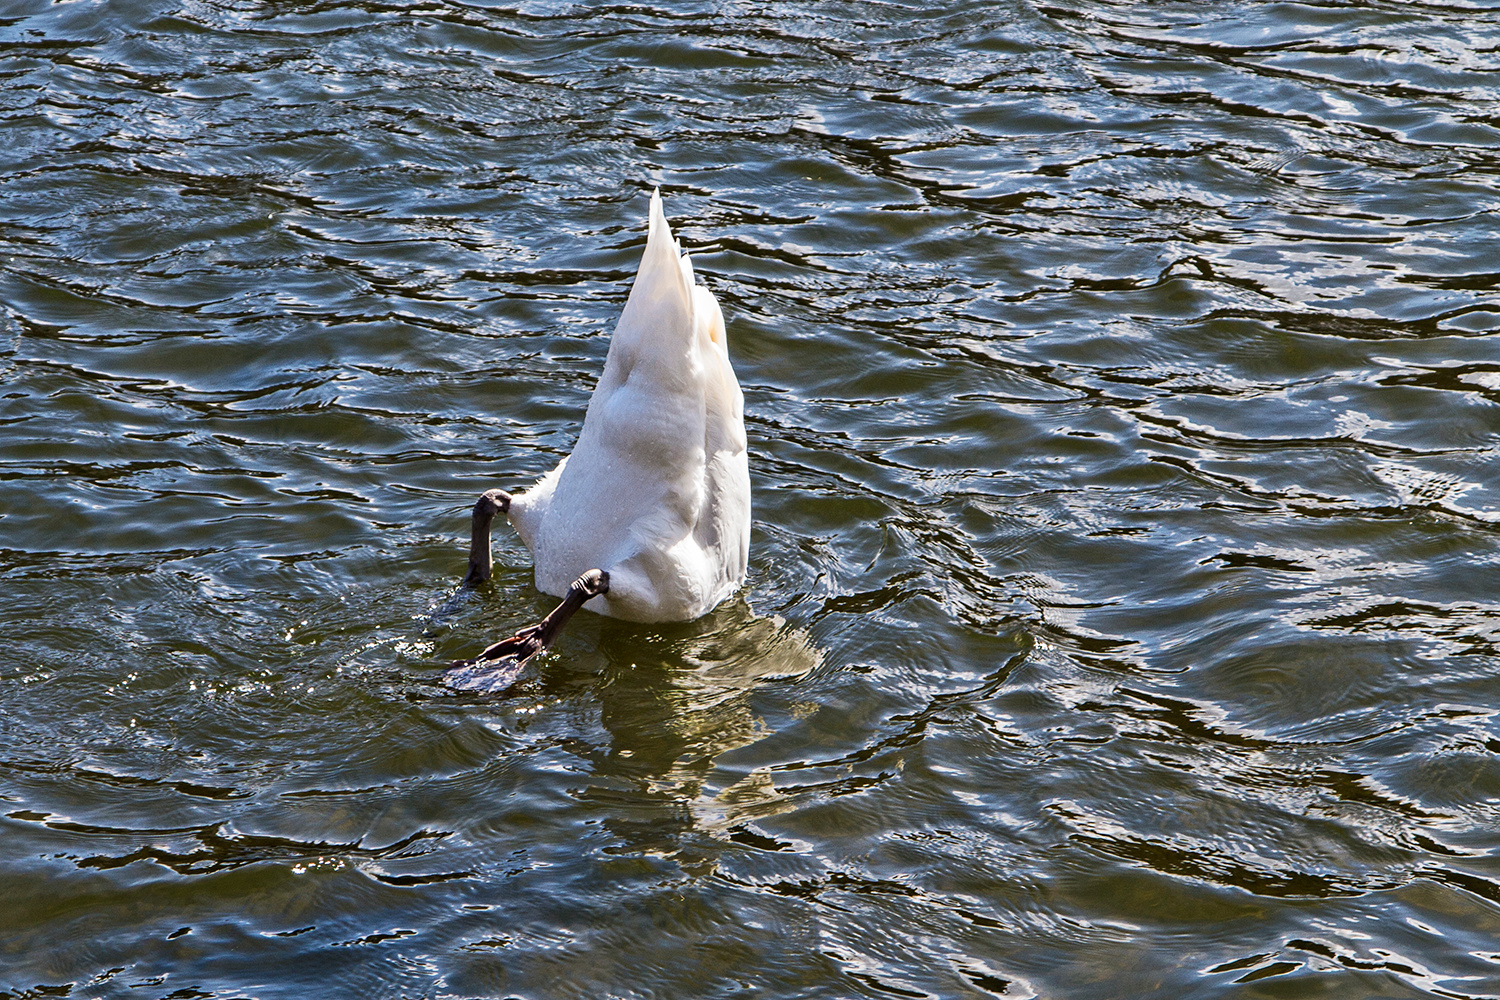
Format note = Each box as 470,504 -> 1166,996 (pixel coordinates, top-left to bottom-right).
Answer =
462,489 -> 511,587
445,569 -> 610,694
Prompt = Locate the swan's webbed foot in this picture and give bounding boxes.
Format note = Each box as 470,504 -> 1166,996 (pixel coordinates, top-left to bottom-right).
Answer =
444,569 -> 610,694
462,488 -> 512,588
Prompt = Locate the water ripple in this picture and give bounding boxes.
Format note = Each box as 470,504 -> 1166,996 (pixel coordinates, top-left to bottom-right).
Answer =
4,0 -> 1500,997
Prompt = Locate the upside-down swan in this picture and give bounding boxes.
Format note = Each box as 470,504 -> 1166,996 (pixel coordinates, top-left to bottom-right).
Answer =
445,189 -> 750,692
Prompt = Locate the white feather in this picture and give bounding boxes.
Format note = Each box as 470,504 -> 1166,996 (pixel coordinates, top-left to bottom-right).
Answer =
507,190 -> 750,622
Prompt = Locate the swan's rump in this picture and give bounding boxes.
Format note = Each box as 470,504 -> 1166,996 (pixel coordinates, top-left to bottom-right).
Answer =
507,190 -> 749,623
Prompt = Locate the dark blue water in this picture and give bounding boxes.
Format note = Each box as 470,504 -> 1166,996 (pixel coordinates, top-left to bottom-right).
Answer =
4,1 -> 1500,997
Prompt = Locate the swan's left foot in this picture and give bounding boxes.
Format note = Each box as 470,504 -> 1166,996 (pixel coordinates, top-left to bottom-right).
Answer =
444,569 -> 609,694
462,488 -> 512,587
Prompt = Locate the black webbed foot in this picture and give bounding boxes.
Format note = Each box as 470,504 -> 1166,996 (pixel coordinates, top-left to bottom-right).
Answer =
445,569 -> 609,694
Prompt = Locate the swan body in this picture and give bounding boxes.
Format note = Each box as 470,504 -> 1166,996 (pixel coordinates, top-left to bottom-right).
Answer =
504,190 -> 749,623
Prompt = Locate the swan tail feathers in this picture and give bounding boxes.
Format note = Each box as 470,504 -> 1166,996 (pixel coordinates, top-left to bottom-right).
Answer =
617,188 -> 695,349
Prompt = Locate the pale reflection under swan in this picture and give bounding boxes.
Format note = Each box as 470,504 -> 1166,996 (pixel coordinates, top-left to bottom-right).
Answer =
585,600 -> 824,848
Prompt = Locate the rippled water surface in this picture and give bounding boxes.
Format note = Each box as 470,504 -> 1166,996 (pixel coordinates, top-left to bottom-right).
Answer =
5,1 -> 1500,997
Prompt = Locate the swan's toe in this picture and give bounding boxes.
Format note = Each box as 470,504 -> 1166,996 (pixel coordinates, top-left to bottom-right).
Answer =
464,488 -> 515,587
477,489 -> 511,517
444,654 -> 528,694
575,568 -> 610,598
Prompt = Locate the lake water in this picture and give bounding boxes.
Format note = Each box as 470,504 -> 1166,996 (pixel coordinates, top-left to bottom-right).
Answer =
4,1 -> 1500,997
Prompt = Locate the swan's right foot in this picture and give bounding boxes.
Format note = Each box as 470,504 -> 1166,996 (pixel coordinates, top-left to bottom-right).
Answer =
445,569 -> 609,694
462,488 -> 511,587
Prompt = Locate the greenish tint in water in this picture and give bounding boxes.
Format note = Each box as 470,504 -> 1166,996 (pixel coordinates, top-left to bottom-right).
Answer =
3,1 -> 1500,997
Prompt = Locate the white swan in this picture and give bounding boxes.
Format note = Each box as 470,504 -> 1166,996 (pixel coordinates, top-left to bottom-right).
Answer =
447,189 -> 750,690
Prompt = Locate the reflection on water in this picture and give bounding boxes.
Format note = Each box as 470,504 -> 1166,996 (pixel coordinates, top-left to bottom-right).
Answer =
3,0 -> 1500,997
577,603 -> 824,857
